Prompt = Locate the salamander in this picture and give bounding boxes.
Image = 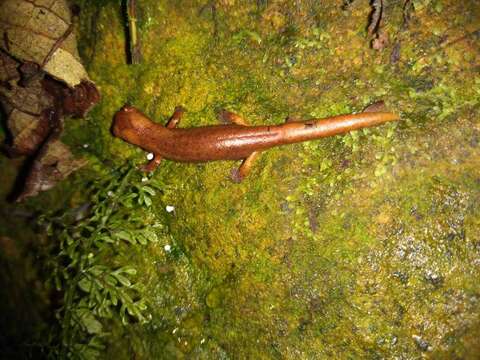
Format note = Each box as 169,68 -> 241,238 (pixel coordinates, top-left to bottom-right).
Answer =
112,104 -> 399,182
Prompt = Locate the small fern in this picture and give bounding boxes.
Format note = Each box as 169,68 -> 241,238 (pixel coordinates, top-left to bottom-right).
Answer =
40,165 -> 165,359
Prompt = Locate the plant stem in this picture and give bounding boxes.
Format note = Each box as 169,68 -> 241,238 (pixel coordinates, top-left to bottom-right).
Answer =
126,0 -> 142,64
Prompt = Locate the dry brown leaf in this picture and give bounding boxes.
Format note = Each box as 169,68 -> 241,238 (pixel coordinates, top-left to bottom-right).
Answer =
6,109 -> 52,155
0,1 -> 100,201
42,76 -> 100,118
0,48 -> 18,81
0,51 -> 53,156
17,137 -> 87,201
0,55 -> 92,200
0,0 -> 90,87
0,52 -> 90,200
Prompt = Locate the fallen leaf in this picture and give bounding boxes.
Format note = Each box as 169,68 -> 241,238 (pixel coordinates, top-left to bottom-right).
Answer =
0,0 -> 100,201
42,76 -> 100,118
17,136 -> 87,202
0,0 -> 90,87
0,51 -> 53,156
0,48 -> 18,81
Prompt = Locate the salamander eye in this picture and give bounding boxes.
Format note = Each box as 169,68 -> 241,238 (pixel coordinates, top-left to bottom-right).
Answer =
121,104 -> 136,112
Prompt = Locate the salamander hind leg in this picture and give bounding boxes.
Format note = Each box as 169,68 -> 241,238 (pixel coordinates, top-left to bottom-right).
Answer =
218,110 -> 249,126
362,100 -> 387,113
140,154 -> 162,172
166,106 -> 185,128
230,151 -> 260,183
285,116 -> 301,123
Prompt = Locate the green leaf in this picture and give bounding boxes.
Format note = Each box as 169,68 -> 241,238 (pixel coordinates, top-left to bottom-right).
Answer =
120,305 -> 128,325
105,275 -> 118,286
112,273 -> 131,287
97,305 -> 113,319
126,304 -> 140,317
89,265 -> 108,276
137,233 -> 148,245
80,312 -> 103,335
136,301 -> 147,311
121,292 -> 133,304
115,230 -> 132,241
110,291 -> 118,306
78,277 -> 93,293
116,266 -> 137,276
95,235 -> 115,244
114,230 -> 136,244
94,287 -> 103,302
143,195 -> 152,207
88,336 -> 106,350
72,343 -> 101,360
142,186 -> 156,196
141,229 -> 158,242
83,225 -> 95,232
93,278 -> 105,289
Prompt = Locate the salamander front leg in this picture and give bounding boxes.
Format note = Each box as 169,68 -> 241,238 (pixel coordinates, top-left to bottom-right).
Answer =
166,106 -> 185,128
231,151 -> 260,183
140,154 -> 162,172
218,110 -> 249,126
139,106 -> 184,173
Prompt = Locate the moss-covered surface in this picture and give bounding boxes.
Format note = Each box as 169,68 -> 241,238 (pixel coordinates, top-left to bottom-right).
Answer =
1,0 -> 480,358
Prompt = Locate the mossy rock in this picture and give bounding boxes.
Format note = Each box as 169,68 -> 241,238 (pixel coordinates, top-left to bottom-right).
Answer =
1,0 -> 479,358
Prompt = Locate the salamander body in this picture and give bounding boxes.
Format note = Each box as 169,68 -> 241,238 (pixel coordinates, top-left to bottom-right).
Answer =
112,105 -> 399,181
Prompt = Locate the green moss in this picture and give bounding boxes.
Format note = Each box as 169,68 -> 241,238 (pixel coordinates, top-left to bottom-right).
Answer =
1,0 -> 480,358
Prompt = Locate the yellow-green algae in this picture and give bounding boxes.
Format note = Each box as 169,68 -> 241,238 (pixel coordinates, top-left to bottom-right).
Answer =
1,0 -> 480,358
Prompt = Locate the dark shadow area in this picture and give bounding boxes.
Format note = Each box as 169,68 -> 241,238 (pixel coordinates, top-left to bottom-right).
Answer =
0,216 -> 52,359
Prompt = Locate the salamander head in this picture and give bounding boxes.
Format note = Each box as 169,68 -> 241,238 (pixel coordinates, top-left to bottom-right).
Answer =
112,105 -> 159,146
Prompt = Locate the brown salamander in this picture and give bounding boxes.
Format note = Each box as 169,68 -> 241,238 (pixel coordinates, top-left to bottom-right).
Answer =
112,104 -> 399,181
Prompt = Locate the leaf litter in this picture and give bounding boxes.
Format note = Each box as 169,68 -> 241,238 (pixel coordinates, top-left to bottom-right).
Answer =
0,0 -> 100,201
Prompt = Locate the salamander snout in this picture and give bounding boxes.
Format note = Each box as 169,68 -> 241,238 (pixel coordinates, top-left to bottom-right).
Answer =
112,107 -> 133,138
112,105 -> 155,147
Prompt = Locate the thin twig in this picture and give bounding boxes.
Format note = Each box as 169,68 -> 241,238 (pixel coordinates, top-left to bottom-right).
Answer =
126,0 -> 142,64
416,28 -> 480,63
437,28 -> 480,52
41,24 -> 74,69
368,0 -> 383,36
